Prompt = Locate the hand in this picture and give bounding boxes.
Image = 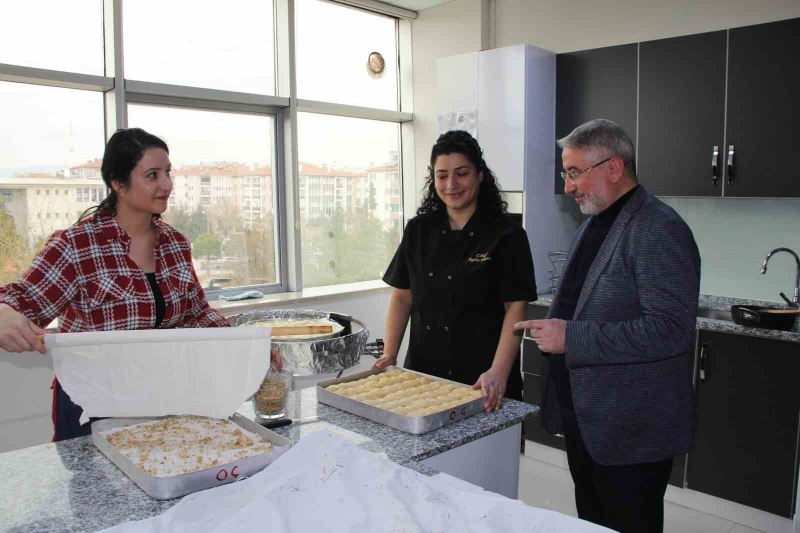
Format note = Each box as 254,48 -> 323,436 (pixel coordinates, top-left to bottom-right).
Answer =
473,366 -> 508,412
372,353 -> 397,369
0,303 -> 46,354
513,318 -> 567,354
270,347 -> 283,372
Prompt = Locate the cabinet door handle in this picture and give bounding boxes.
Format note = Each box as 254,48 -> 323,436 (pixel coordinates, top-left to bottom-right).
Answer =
727,145 -> 735,184
711,145 -> 719,185
699,343 -> 709,382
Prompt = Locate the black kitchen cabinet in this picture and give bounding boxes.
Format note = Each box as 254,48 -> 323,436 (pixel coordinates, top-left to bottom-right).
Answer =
521,304 -> 549,374
555,44 -> 638,193
521,304 -> 565,449
686,330 -> 800,518
557,17 -> 800,198
523,373 -> 565,451
637,31 -> 727,197
724,18 -> 800,197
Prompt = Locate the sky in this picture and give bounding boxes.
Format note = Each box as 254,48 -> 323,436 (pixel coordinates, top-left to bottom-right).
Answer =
0,0 -> 400,174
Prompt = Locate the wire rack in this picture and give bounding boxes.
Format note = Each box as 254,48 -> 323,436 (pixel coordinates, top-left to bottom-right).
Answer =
548,251 -> 568,295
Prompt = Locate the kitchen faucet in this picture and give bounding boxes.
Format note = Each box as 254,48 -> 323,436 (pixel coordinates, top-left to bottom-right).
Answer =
760,247 -> 800,308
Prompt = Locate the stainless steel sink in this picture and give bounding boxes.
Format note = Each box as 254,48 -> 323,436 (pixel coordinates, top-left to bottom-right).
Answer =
697,308 -> 734,321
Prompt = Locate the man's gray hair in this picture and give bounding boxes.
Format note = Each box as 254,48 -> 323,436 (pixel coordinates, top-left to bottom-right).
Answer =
557,119 -> 637,177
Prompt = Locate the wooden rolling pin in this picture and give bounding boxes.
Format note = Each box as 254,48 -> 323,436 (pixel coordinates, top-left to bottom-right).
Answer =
269,325 -> 334,336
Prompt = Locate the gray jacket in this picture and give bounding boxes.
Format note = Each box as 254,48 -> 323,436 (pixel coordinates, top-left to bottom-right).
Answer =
542,186 -> 700,465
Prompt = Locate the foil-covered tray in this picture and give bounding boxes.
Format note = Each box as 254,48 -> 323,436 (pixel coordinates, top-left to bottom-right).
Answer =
317,367 -> 484,435
229,309 -> 368,376
92,414 -> 291,500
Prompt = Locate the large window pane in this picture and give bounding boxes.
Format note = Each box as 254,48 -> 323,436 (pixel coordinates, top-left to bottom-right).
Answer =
0,1 -> 104,75
124,0 -> 275,94
298,113 -> 402,288
0,82 -> 105,285
296,0 -> 398,110
128,104 -> 279,290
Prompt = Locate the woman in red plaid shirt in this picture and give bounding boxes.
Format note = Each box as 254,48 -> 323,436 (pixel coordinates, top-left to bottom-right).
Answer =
0,128 -> 229,440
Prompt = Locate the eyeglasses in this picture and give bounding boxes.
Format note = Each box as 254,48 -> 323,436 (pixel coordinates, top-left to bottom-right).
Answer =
560,157 -> 613,184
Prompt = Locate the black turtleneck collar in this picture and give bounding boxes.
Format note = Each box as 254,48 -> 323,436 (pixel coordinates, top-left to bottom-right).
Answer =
592,185 -> 639,228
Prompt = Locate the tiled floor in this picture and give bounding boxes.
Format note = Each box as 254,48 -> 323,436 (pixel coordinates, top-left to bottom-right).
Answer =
516,453 -> 772,533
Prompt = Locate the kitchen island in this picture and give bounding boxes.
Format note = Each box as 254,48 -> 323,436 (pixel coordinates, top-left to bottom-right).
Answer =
0,387 -> 537,533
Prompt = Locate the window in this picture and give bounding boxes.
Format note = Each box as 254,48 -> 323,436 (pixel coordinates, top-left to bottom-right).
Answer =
0,1 -> 103,75
0,83 -> 103,285
297,0 -> 398,110
124,0 -> 275,94
1,0 -> 413,295
128,104 -> 278,288
295,0 -> 411,288
297,113 -> 402,288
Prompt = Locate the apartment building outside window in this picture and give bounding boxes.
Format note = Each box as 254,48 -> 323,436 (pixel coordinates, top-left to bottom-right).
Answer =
0,0 -> 414,293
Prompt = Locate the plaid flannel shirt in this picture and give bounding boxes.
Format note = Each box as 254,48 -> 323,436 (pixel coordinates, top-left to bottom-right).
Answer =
0,211 -> 228,331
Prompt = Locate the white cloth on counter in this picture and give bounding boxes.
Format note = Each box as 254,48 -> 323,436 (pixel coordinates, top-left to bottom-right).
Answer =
46,328 -> 271,423
100,430 -> 612,533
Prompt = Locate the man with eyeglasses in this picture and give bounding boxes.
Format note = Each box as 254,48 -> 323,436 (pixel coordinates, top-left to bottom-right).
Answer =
514,119 -> 700,533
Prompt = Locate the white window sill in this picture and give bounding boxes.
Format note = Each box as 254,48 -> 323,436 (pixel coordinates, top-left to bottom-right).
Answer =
210,279 -> 392,316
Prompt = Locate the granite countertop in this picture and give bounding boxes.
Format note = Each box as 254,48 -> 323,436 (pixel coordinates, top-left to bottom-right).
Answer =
0,388 -> 537,533
530,293 -> 800,343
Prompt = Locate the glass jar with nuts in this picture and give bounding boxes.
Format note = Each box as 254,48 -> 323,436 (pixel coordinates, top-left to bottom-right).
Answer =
252,369 -> 292,420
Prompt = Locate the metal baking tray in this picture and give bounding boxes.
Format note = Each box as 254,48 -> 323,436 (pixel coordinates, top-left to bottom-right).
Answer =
316,367 -> 484,434
92,413 -> 291,500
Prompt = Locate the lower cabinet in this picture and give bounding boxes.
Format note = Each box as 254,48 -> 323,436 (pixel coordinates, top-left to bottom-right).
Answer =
523,372 -> 565,451
521,304 -> 565,450
686,330 -> 800,518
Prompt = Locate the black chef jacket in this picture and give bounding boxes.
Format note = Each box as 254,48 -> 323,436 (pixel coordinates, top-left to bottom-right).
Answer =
383,209 -> 537,400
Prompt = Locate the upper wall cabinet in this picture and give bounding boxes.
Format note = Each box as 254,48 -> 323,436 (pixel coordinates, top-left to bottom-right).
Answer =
725,18 -> 800,197
637,31 -> 727,197
555,45 -> 638,194
556,17 -> 800,198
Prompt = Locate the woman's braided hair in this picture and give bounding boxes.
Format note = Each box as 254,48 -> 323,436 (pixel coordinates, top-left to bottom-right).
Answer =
417,130 -> 507,217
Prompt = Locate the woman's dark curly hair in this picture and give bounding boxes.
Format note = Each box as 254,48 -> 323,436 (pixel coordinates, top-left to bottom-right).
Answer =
417,130 -> 507,217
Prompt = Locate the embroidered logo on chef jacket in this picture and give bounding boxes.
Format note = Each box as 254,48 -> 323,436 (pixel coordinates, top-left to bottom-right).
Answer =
467,252 -> 491,263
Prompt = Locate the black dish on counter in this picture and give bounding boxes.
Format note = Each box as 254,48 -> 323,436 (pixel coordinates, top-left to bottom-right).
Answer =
730,305 -> 799,331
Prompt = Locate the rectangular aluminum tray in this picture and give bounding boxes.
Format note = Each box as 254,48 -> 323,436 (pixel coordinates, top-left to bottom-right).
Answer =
92,413 -> 291,500
316,366 -> 484,434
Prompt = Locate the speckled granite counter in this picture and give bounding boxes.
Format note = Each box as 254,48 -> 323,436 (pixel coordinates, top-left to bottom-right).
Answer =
0,388 -> 537,533
695,294 -> 800,343
530,293 -> 800,343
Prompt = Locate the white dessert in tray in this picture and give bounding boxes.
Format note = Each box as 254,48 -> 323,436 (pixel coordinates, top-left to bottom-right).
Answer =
326,369 -> 483,417
101,415 -> 274,477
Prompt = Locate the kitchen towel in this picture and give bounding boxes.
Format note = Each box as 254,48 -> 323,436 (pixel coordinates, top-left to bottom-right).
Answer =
46,328 -> 271,423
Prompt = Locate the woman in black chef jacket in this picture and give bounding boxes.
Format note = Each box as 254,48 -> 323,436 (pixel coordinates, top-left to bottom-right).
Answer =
374,130 -> 536,410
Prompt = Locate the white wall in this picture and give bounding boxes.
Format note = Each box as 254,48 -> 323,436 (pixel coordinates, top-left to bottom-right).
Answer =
0,289 -> 394,453
411,0 -> 484,202
493,0 -> 800,53
0,351 -> 54,452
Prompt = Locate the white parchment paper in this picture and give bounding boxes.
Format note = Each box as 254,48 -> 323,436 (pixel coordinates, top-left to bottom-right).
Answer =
46,328 -> 271,423
100,430 -> 612,533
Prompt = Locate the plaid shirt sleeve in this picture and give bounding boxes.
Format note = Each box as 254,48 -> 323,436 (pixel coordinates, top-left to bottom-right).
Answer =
0,231 -> 79,328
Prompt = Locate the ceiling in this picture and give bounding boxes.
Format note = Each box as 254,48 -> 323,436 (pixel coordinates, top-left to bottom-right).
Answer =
381,0 -> 452,11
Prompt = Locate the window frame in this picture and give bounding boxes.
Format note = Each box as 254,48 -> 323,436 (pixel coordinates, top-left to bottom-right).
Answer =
0,0 -> 415,298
